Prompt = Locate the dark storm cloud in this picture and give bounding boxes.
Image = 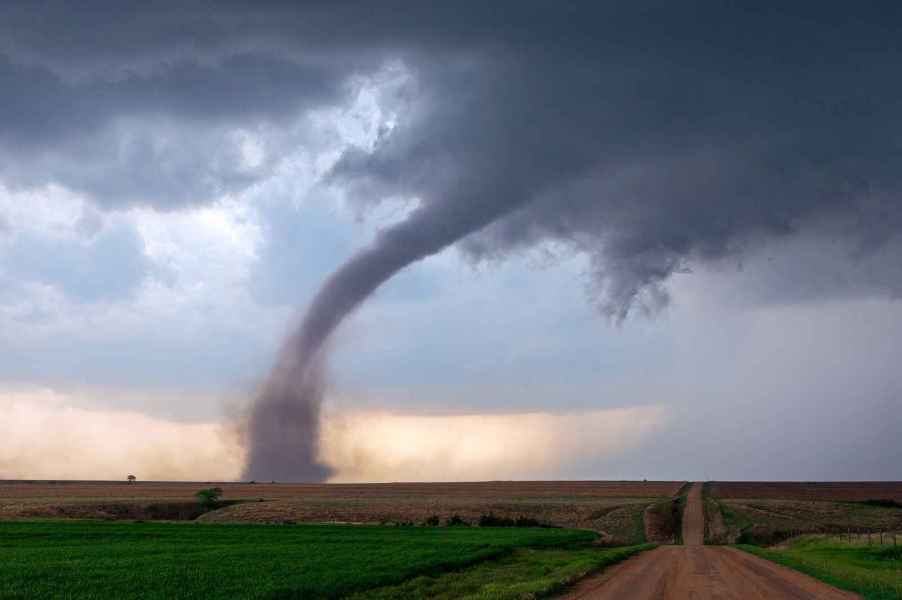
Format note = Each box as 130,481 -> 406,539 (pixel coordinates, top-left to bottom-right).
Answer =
4,3 -> 900,268
4,2 -> 902,479
0,50 -> 349,209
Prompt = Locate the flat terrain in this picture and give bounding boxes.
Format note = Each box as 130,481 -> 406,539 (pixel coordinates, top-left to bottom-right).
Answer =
0,520 -> 600,599
710,482 -> 902,502
4,480 -> 899,599
560,483 -> 863,599
0,480 -> 684,502
0,480 -> 683,544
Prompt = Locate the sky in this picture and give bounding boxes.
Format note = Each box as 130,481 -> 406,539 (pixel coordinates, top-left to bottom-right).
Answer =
1,2 -> 901,481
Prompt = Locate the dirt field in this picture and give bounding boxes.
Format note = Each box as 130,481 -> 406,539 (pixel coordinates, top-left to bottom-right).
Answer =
560,483 -> 860,599
0,480 -> 684,501
705,482 -> 902,544
709,482 -> 902,502
0,480 -> 682,542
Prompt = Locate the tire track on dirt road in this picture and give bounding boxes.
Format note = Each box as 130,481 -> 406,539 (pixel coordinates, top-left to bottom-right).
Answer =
559,482 -> 859,599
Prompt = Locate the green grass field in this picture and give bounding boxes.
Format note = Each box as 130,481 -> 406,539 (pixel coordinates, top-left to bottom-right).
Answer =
738,535 -> 902,600
350,544 -> 652,600
0,520 -> 606,599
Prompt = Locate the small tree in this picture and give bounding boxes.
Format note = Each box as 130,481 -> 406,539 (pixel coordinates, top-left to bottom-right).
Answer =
195,487 -> 223,508
127,474 -> 136,484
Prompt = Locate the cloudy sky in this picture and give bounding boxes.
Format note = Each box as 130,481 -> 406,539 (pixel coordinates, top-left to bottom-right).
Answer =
1,2 -> 901,481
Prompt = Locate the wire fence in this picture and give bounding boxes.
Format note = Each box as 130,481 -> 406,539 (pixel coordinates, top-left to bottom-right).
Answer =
833,530 -> 899,546
781,529 -> 901,546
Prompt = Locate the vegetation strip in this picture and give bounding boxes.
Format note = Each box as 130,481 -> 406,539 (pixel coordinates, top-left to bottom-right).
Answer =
348,544 -> 655,600
737,536 -> 902,600
0,520 -> 597,599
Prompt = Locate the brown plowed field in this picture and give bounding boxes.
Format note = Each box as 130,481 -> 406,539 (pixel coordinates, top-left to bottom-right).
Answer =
709,482 -> 902,502
707,482 -> 902,544
0,480 -> 684,501
0,480 -> 682,540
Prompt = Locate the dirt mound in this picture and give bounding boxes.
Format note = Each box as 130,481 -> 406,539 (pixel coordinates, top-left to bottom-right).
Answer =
704,497 -> 739,544
643,499 -> 682,544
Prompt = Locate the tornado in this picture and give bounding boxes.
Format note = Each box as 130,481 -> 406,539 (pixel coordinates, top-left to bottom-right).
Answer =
242,190 -> 530,481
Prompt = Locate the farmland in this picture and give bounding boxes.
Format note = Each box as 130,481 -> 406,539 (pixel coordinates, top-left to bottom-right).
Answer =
705,482 -> 902,545
3,480 -> 901,598
710,482 -> 902,502
0,480 -> 683,545
0,520 -> 626,599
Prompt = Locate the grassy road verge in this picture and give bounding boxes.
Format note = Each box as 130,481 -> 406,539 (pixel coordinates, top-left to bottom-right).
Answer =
351,544 -> 655,600
0,520 -> 597,599
738,536 -> 902,600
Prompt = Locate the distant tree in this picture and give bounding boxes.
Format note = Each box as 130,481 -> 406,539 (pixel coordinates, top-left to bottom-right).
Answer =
127,474 -> 136,484
195,487 -> 223,508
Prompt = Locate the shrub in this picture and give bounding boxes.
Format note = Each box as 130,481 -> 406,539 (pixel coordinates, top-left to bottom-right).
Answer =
479,513 -> 514,527
858,498 -> 902,509
423,515 -> 440,527
195,487 -> 223,509
445,514 -> 469,527
478,513 -> 546,528
515,516 -> 544,528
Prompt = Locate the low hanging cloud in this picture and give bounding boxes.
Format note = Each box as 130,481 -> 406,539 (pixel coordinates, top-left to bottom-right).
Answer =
0,386 -> 665,482
322,406 -> 667,482
0,387 -> 244,481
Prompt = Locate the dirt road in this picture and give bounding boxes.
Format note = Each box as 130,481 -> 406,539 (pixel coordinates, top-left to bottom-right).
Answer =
682,481 -> 705,546
561,483 -> 859,600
